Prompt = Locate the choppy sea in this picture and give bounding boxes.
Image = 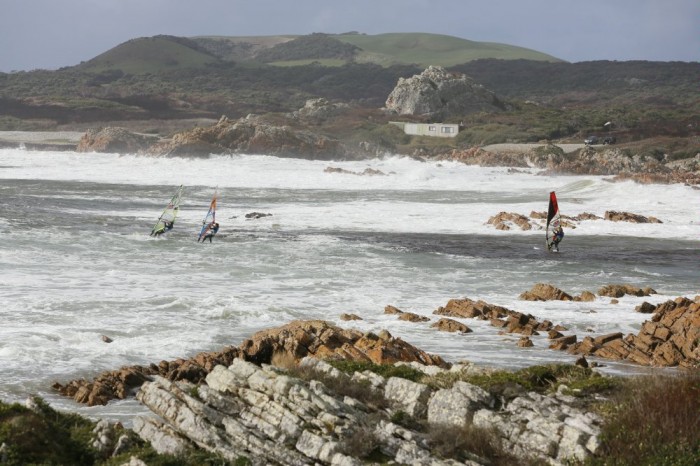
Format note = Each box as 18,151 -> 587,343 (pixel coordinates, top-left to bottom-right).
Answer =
1,149 -> 698,423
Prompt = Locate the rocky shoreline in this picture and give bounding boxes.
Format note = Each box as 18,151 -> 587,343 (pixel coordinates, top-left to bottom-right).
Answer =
3,118 -> 699,186
52,285 -> 699,408
43,285 -> 699,465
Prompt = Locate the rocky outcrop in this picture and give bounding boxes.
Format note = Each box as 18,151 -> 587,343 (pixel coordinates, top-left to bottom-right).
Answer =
603,211 -> 662,223
445,145 -> 700,185
53,320 -> 447,406
486,210 -> 662,231
473,390 -> 602,463
433,297 -> 561,337
147,115 -> 352,159
382,304 -> 430,322
486,211 -> 533,231
132,357 -> 602,465
565,296 -> 700,367
77,127 -> 157,153
519,283 -> 574,301
324,166 -> 387,176
430,318 -> 472,333
384,66 -> 504,118
292,98 -> 350,123
597,284 -> 657,298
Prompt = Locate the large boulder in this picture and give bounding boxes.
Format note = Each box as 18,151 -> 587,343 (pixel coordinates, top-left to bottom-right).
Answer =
384,66 -> 505,118
77,127 -> 157,153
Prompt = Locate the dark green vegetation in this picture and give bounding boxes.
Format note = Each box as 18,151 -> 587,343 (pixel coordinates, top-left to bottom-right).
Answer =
1,33 -> 698,156
588,371 -> 700,466
0,396 -> 240,466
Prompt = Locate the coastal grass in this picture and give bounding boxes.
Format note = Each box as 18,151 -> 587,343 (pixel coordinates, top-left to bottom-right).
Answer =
422,363 -> 620,403
325,359 -> 425,382
0,396 -> 97,465
0,396 -> 236,466
286,362 -> 390,409
427,423 -> 529,465
588,371 -> 700,465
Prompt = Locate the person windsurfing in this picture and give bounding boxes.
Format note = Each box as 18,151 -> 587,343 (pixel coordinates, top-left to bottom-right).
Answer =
551,225 -> 564,252
151,220 -> 174,237
546,191 -> 564,252
200,222 -> 219,243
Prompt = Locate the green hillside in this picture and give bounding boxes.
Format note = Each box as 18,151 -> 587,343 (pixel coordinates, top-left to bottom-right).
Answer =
77,35 -> 221,74
336,32 -> 563,66
191,32 -> 563,67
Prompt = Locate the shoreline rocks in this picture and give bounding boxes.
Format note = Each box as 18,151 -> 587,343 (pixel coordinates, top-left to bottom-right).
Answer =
133,356 -> 603,465
53,320 -> 447,406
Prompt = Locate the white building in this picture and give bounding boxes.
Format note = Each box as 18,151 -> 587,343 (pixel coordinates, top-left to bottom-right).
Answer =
389,122 -> 461,138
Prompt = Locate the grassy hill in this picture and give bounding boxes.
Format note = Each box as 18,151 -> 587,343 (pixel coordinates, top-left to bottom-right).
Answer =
69,33 -> 562,74
191,32 -> 563,67
77,35 -> 221,74
335,32 -> 562,66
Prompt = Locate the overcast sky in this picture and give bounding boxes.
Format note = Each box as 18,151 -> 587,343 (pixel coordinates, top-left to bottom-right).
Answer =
1,0 -> 697,72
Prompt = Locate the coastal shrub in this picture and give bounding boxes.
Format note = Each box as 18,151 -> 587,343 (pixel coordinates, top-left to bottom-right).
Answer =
589,372 -> 700,465
326,359 -> 425,382
0,397 -> 97,465
531,143 -> 565,157
338,421 -> 382,459
107,445 -> 237,466
427,422 -> 521,465
287,363 -> 389,409
390,409 -> 425,432
424,364 -> 618,398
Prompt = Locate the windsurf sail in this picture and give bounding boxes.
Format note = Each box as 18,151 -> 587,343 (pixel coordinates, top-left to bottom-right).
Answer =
150,185 -> 184,236
545,191 -> 562,251
197,190 -> 218,242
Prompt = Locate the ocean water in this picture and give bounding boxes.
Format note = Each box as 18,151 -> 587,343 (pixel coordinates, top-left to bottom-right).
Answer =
1,149 -> 698,423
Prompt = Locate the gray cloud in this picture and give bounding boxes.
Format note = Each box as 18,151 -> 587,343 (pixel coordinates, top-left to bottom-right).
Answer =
1,0 -> 697,72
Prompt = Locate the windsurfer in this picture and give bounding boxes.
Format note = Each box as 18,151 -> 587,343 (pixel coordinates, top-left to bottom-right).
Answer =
200,222 -> 219,243
151,221 -> 174,237
552,226 -> 564,251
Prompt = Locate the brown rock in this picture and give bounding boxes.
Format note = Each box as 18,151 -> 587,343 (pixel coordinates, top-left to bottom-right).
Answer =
575,356 -> 589,368
635,302 -> 657,313
340,313 -> 362,321
517,337 -> 534,348
576,291 -> 596,302
384,305 -> 403,315
593,333 -> 623,346
433,298 -> 483,318
548,329 -> 564,339
603,211 -> 663,223
431,318 -> 472,333
519,283 -> 573,301
398,312 -> 430,323
549,335 -> 577,350
594,339 -> 632,360
101,335 -> 113,343
77,127 -> 157,154
598,284 -> 657,298
487,212 -> 534,231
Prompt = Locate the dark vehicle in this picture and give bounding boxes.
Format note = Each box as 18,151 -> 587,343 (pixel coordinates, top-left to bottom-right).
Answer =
602,136 -> 616,144
584,135 -> 599,145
